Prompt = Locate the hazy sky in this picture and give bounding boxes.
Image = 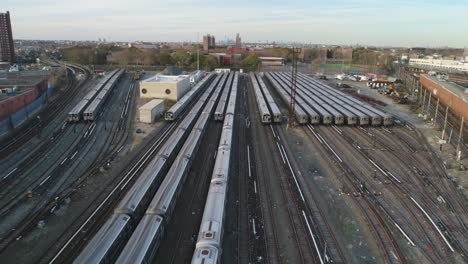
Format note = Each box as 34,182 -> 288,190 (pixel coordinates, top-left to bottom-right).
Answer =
3,0 -> 468,47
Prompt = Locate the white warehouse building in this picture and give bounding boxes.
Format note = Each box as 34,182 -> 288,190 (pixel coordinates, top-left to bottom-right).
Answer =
139,75 -> 190,101
139,99 -> 165,123
409,58 -> 468,73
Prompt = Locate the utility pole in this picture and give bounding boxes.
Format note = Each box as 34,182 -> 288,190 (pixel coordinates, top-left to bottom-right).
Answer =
421,89 -> 427,113
441,105 -> 449,140
288,47 -> 300,128
456,117 -> 464,161
426,92 -> 432,117
434,98 -> 440,126
197,32 -> 200,71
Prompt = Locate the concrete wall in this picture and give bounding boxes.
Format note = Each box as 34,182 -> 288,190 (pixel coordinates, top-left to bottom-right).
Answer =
0,89 -> 37,120
0,85 -> 54,139
420,75 -> 468,121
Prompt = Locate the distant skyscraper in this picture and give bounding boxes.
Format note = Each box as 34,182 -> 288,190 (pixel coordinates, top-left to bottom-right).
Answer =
0,11 -> 15,63
203,34 -> 216,51
235,33 -> 241,48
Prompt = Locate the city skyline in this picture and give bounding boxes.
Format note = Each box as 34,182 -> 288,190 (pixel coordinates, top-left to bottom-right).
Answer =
3,0 -> 468,47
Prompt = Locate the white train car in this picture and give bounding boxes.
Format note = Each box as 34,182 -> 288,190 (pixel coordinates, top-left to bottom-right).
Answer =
250,72 -> 271,123
165,72 -> 216,121
67,69 -> 119,122
73,215 -> 131,264
294,73 -> 392,126
74,70 -> 223,264
341,104 -> 369,125
192,181 -> 227,263
271,72 -> 320,124
114,215 -> 163,264
264,73 -> 309,124
333,104 -> 357,125
255,73 -> 282,123
214,72 -> 234,121
83,69 -> 124,121
113,69 -> 226,264
192,73 -> 237,263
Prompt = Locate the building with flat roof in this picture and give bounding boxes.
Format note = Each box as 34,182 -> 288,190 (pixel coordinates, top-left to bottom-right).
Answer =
409,58 -> 468,73
203,34 -> 215,51
139,75 -> 190,101
139,99 -> 165,123
235,33 -> 241,49
0,11 -> 15,63
259,57 -> 285,66
420,74 -> 468,121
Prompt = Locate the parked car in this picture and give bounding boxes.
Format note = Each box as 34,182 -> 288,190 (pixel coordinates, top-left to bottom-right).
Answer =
335,74 -> 346,80
337,83 -> 351,88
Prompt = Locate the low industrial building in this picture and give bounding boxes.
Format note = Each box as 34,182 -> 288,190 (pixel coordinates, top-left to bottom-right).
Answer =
0,71 -> 49,120
410,59 -> 468,73
420,74 -> 468,121
139,75 -> 190,101
139,99 -> 165,123
259,57 -> 285,66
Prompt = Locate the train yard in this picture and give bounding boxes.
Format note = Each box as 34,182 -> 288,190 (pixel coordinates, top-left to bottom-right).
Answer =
0,68 -> 466,264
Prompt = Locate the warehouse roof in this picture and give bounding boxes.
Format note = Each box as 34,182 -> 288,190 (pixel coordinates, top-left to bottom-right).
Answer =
140,99 -> 164,110
422,74 -> 468,101
161,66 -> 183,75
259,57 -> 285,60
141,74 -> 187,83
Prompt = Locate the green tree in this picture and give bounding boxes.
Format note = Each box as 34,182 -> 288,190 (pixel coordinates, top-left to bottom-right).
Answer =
240,54 -> 261,72
203,55 -> 219,71
158,52 -> 173,66
172,50 -> 193,70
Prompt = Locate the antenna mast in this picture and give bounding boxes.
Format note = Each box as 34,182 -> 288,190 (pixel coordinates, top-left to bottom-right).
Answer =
288,47 -> 300,128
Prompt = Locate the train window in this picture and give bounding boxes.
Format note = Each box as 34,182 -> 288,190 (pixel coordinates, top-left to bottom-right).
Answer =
141,88 -> 147,94
165,89 -> 171,95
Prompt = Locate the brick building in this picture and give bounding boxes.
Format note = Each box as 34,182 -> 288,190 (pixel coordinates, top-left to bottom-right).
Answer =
0,11 -> 15,63
203,34 -> 215,51
420,74 -> 468,121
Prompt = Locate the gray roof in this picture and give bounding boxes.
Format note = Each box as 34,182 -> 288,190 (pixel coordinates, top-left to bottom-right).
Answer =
161,66 -> 183,76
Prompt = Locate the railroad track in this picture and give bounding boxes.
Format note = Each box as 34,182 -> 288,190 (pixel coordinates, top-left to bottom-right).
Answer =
0,63 -> 92,189
234,75 -> 268,264
247,79 -> 315,263
270,128 -> 316,263
0,76 -> 133,219
0,75 -> 135,255
0,123 -> 89,214
245,78 -> 283,263
252,137 -> 286,263
353,126 -> 468,261
42,74 -> 216,263
156,121 -> 222,264
307,125 -> 402,263
44,121 -> 178,263
0,63 -> 90,159
276,125 -> 347,264
370,126 -> 467,223
343,126 -> 448,263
